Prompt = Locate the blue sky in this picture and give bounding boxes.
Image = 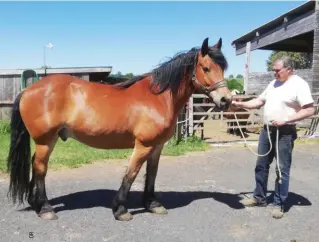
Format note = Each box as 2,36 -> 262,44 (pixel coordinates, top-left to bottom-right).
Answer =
0,1 -> 307,77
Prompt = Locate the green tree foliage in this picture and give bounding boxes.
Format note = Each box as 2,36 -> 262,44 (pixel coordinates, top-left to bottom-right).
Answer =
229,74 -> 234,78
110,71 -> 135,78
226,78 -> 243,92
124,73 -> 134,78
266,51 -> 312,71
236,74 -> 243,78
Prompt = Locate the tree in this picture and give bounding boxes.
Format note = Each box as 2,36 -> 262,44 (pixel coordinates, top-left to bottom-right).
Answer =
124,73 -> 134,78
236,74 -> 243,78
226,79 -> 243,92
229,74 -> 234,78
266,51 -> 312,71
109,72 -> 135,78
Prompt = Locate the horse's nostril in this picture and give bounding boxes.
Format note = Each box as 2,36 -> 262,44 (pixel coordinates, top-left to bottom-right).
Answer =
220,97 -> 227,104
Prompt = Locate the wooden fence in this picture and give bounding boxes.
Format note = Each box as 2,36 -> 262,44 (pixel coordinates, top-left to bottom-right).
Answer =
175,93 -> 319,141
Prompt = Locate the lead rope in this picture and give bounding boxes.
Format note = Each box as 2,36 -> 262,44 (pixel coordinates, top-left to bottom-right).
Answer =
234,113 -> 282,184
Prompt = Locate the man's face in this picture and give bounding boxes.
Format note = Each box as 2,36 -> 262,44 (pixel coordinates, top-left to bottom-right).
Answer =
273,61 -> 291,82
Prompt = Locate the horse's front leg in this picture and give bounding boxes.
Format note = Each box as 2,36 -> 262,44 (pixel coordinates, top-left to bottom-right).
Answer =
143,144 -> 167,215
112,141 -> 154,221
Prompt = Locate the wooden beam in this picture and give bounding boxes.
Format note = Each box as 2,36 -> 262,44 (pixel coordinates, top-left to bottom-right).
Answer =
188,96 -> 194,135
235,10 -> 315,55
244,42 -> 251,93
312,1 -> 319,93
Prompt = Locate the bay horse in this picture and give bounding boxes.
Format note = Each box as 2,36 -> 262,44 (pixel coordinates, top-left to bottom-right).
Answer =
7,37 -> 232,221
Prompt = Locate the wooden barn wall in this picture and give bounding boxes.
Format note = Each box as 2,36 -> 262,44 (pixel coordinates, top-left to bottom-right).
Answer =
247,69 -> 316,128
0,73 -> 89,120
247,69 -> 313,95
312,1 -> 319,93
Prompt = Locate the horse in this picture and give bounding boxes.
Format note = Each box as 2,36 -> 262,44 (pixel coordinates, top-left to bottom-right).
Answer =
7,37 -> 232,222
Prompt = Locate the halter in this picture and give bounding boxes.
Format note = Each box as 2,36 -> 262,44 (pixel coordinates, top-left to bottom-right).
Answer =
191,54 -> 228,94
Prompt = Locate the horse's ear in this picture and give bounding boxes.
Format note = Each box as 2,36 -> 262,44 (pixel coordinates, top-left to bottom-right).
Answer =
213,38 -> 222,50
201,37 -> 209,56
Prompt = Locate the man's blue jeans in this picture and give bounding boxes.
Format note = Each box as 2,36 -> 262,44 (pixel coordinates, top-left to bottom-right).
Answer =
253,125 -> 297,209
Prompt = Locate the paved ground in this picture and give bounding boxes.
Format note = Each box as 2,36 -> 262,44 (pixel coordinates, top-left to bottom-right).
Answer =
0,143 -> 319,242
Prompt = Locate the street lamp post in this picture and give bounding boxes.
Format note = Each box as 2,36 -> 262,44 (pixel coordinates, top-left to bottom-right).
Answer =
43,42 -> 54,75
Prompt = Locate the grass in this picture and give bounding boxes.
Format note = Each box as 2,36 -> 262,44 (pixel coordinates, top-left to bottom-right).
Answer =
295,137 -> 319,145
0,121 -> 211,173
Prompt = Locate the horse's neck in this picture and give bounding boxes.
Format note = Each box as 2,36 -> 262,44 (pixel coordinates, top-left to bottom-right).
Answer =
172,78 -> 194,115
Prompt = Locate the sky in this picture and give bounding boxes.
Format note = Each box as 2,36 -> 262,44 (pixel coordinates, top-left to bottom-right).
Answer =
0,1 -> 308,77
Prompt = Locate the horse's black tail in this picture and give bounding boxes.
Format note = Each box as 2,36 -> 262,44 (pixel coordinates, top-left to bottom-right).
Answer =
7,92 -> 31,204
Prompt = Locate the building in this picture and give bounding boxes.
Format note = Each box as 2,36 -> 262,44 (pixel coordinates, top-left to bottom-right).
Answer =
0,66 -> 112,120
231,0 -> 318,95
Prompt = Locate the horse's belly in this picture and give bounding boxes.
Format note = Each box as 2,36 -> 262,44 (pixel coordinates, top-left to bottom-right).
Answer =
64,129 -> 135,149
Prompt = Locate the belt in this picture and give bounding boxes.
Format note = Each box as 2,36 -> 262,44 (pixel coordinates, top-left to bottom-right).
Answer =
263,124 -> 296,132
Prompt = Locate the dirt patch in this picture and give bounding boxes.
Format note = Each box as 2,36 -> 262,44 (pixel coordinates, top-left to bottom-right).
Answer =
201,120 -> 310,144
200,120 -> 260,143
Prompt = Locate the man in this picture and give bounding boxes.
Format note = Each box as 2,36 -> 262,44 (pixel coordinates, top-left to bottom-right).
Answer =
232,56 -> 315,219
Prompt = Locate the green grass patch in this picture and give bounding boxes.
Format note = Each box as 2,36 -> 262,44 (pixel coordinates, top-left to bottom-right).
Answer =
0,120 -> 10,134
162,136 -> 211,156
0,122 -> 210,173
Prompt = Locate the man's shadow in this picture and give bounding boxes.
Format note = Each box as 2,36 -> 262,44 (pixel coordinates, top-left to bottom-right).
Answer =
21,189 -> 311,215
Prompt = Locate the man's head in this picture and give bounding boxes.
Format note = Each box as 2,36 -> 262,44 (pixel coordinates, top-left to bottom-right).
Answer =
273,56 -> 294,82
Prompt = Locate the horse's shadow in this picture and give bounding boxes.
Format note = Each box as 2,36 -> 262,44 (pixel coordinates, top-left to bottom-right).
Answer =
46,190 -> 245,215
21,189 -> 311,215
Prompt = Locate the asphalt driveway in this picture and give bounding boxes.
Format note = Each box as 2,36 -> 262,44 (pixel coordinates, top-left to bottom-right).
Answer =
0,144 -> 318,242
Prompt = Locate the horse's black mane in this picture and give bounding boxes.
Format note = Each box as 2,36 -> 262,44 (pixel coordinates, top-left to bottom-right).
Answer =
114,46 -> 228,94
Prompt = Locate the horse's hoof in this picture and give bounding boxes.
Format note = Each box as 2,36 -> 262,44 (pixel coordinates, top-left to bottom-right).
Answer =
38,211 -> 58,220
149,206 -> 168,215
116,212 -> 133,221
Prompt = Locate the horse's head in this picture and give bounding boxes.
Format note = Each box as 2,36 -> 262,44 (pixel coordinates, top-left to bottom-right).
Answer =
192,37 -> 232,111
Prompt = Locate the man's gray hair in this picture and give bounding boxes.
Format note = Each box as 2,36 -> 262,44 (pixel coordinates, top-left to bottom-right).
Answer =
274,56 -> 294,70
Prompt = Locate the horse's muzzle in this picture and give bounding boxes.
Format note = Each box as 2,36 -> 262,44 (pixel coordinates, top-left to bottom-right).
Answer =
208,91 -> 232,111
219,96 -> 232,110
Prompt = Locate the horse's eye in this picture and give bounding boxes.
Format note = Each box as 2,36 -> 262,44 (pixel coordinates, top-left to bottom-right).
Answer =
203,67 -> 210,73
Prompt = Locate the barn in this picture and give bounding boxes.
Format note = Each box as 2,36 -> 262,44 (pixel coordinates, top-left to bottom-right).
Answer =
0,66 -> 112,120
231,0 -> 318,95
231,0 -> 319,134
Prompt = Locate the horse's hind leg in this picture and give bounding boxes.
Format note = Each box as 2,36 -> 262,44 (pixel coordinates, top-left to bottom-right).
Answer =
143,144 -> 167,215
112,141 -> 154,221
28,137 -> 58,220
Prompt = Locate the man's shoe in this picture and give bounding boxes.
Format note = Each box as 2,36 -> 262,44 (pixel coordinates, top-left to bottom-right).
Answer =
271,207 -> 284,219
239,197 -> 267,207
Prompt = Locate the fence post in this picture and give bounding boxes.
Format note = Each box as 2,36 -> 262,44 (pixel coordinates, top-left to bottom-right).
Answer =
189,95 -> 194,135
176,111 -> 182,142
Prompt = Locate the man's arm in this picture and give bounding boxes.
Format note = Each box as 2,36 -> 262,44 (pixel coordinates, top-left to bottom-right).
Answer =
232,97 -> 265,110
288,78 -> 316,123
287,103 -> 315,124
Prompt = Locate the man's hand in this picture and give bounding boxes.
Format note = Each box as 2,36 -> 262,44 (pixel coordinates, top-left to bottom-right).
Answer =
231,100 -> 243,109
271,119 -> 287,127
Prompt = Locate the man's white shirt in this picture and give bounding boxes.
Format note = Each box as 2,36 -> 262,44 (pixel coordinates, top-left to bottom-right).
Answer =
258,74 -> 314,124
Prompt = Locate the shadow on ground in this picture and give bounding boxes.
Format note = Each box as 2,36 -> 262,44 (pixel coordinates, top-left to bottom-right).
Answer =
18,189 -> 311,215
